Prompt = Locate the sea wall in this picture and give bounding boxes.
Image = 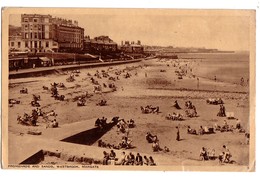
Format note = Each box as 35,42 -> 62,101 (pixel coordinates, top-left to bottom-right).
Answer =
9,59 -> 142,79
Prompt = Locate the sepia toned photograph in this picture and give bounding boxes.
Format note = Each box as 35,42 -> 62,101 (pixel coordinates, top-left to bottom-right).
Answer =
1,8 -> 256,171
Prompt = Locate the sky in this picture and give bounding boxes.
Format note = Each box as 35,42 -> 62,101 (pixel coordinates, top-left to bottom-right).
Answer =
9,10 -> 252,51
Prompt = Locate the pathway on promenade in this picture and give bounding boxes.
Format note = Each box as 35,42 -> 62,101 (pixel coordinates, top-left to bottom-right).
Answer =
9,59 -> 142,79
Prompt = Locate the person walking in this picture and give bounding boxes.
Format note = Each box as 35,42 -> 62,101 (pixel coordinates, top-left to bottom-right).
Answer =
176,126 -> 180,141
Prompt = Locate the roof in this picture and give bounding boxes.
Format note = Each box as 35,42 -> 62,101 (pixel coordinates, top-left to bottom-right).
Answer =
90,38 -> 117,45
9,58 -> 26,61
39,57 -> 51,62
130,44 -> 143,47
84,53 -> 98,58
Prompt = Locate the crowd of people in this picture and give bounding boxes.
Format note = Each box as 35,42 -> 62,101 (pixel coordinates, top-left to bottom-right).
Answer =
98,136 -> 132,150
187,118 -> 246,136
13,61 -> 249,166
165,112 -> 184,121
145,132 -> 171,152
200,145 -> 233,164
17,107 -> 59,128
140,105 -> 160,114
185,101 -> 197,117
116,119 -> 135,133
95,117 -> 108,128
102,150 -> 156,166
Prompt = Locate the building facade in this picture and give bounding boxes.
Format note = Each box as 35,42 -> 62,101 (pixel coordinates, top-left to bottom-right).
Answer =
52,18 -> 84,53
16,14 -> 85,53
9,35 -> 26,52
120,40 -> 144,53
21,14 -> 59,53
83,36 -> 118,54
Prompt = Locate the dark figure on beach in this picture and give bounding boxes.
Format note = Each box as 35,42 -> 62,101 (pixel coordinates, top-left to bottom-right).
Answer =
192,105 -> 197,113
149,156 -> 156,166
173,100 -> 181,109
103,151 -> 109,165
143,156 -> 149,165
200,147 -> 208,161
240,77 -> 244,86
176,126 -> 180,141
217,104 -> 226,117
135,153 -> 143,165
222,104 -> 226,117
145,72 -> 147,78
214,76 -> 217,82
146,132 -> 158,143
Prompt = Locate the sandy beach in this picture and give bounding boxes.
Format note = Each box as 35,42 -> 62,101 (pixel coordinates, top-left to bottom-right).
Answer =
8,57 -> 250,166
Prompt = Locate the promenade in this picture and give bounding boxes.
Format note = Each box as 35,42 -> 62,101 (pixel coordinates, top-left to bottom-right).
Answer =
9,59 -> 142,79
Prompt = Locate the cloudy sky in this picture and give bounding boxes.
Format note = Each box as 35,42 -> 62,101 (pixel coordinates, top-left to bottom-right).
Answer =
9,9 -> 252,51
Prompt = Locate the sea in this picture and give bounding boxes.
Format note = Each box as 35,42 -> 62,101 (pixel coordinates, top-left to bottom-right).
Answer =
177,52 -> 250,85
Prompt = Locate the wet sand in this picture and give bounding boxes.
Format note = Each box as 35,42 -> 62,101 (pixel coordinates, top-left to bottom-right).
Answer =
8,58 -> 250,166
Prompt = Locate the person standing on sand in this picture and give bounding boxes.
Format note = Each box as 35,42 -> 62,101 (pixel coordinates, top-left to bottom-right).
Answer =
240,77 -> 244,86
176,126 -> 180,141
214,76 -> 217,82
222,104 -> 226,117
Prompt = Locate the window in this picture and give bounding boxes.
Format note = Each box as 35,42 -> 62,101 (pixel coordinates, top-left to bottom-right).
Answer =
24,18 -> 28,22
25,33 -> 28,39
33,18 -> 38,22
30,33 -> 33,39
34,41 -> 37,48
38,33 -> 42,39
25,41 -> 28,47
39,41 -> 41,47
18,42 -> 21,48
11,42 -> 14,47
46,41 -> 49,48
34,33 -> 38,39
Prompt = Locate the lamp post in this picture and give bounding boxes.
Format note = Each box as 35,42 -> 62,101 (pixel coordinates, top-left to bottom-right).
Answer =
51,50 -> 54,66
74,53 -> 76,64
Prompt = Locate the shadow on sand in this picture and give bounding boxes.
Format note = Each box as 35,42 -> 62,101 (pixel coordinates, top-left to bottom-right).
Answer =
60,122 -> 117,146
